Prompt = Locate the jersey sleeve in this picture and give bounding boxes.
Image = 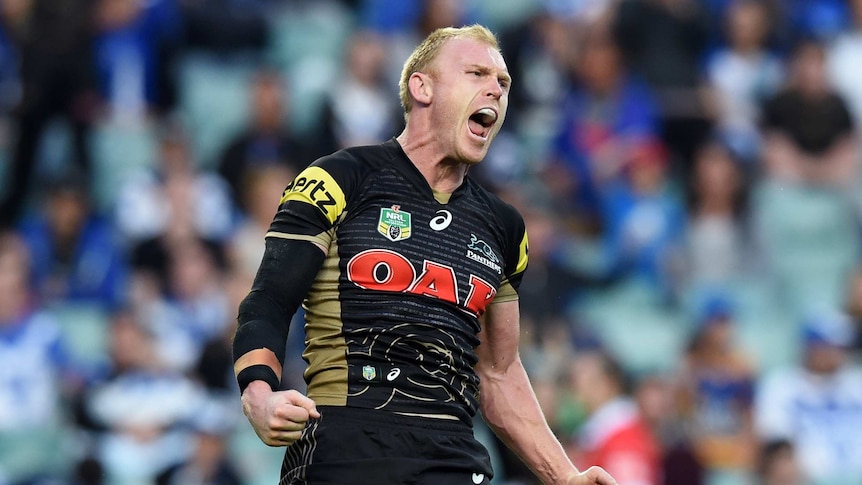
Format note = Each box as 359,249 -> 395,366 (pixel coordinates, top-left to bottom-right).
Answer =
493,203 -> 529,304
266,152 -> 362,248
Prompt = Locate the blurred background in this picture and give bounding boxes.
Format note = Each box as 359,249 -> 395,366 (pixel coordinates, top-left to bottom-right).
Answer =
1,0 -> 861,484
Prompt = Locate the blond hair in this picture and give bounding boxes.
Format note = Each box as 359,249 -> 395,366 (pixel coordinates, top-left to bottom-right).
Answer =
399,24 -> 500,121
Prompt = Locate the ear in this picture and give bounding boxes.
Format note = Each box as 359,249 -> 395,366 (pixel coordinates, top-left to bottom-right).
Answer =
408,72 -> 432,107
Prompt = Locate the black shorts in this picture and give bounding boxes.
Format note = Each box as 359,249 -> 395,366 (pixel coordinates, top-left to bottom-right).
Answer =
280,406 -> 493,485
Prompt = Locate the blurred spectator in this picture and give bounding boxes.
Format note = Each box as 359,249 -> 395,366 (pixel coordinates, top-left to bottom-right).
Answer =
777,0 -> 850,46
757,439 -> 804,485
193,270 -> 250,396
163,271 -> 247,483
359,0 -> 422,35
613,0 -> 714,178
541,0 -> 617,27
755,310 -> 862,484
218,69 -> 309,210
18,170 -> 128,310
227,164 -> 295,278
378,0 -> 471,87
756,439 -> 804,485
676,296 -> 756,480
140,236 -> 230,372
115,120 -> 235,245
706,0 -> 783,162
0,232 -> 75,483
319,30 -> 401,153
761,38 -> 858,188
635,375 -> 704,485
0,12 -> 20,113
84,309 -> 206,484
546,24 -> 660,230
600,141 -> 685,297
827,0 -> 862,126
0,0 -> 98,228
516,204 -> 595,329
118,120 -> 233,310
181,0 -> 268,55
568,350 -> 662,485
92,0 -> 183,122
684,140 -> 751,291
155,399 -> 242,485
498,10 -> 572,135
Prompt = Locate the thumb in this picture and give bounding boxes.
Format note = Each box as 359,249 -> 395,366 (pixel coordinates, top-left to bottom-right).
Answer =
283,390 -> 320,418
584,466 -> 618,485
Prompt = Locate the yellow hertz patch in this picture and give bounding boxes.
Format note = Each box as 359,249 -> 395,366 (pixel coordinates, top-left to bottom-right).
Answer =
516,229 -> 529,275
280,166 -> 347,224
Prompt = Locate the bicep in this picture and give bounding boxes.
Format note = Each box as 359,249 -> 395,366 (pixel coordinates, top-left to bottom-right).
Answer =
476,299 -> 521,375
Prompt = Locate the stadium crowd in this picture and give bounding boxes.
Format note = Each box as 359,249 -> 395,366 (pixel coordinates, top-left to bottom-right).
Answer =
1,0 -> 861,484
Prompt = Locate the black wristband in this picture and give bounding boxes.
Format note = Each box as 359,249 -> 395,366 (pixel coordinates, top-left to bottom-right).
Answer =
236,364 -> 280,394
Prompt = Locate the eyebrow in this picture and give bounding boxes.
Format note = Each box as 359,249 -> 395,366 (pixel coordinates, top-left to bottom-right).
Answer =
466,64 -> 512,84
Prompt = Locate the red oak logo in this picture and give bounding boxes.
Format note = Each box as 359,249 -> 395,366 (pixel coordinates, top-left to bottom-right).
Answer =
346,249 -> 497,316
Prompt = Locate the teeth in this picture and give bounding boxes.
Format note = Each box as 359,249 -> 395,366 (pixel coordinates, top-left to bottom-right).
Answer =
477,108 -> 497,123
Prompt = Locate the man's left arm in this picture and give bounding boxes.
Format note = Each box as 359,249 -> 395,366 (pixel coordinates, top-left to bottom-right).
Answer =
475,299 -> 617,485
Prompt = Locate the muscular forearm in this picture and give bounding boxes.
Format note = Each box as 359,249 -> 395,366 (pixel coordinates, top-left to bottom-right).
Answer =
479,358 -> 577,484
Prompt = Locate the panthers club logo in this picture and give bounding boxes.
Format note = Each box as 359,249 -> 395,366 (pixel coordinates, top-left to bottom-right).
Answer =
378,205 -> 412,242
467,234 -> 502,274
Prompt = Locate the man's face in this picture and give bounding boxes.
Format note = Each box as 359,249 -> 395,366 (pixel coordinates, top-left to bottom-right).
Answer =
425,37 -> 510,164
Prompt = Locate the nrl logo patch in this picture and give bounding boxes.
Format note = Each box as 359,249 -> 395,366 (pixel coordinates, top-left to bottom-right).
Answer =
378,205 -> 412,242
362,365 -> 377,381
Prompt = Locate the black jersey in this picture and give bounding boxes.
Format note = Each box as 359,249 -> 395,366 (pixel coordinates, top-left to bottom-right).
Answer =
267,139 -> 529,423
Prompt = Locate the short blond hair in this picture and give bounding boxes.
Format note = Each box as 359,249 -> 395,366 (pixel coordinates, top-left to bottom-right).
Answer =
399,24 -> 500,120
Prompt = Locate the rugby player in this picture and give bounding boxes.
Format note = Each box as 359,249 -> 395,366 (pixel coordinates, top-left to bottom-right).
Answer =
233,24 -> 618,485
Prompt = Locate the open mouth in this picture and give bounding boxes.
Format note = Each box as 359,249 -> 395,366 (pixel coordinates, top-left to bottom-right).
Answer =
468,107 -> 498,140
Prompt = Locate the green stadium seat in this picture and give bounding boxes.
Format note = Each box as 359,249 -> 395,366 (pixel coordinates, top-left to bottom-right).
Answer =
267,3 -> 352,135
176,53 -> 257,168
578,279 -> 687,374
0,425 -> 73,482
753,182 -> 859,317
229,425 -> 287,485
90,120 -> 157,210
51,304 -> 111,372
473,0 -> 543,31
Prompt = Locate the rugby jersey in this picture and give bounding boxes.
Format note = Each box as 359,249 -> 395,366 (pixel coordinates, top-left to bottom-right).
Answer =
267,139 -> 528,422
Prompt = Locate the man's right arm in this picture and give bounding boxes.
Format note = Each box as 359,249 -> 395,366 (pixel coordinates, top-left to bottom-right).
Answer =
233,237 -> 325,391
233,237 -> 326,446
234,155 -> 351,393
233,154 -> 356,445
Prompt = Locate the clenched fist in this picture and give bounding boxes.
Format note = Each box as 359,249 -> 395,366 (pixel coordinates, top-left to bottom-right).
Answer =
566,466 -> 619,485
241,380 -> 321,447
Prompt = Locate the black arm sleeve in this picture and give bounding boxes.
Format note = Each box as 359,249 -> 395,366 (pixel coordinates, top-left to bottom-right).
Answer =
233,236 -> 326,392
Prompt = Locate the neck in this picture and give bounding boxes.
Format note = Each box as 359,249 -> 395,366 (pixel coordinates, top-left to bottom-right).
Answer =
396,128 -> 469,194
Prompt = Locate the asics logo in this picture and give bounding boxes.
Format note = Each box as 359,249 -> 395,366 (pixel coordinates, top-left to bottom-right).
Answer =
430,210 -> 452,231
386,368 -> 401,381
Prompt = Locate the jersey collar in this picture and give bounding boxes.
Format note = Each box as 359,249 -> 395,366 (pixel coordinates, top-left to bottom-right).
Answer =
384,138 -> 472,203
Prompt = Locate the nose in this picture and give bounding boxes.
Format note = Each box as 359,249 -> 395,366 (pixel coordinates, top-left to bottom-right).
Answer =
485,79 -> 503,99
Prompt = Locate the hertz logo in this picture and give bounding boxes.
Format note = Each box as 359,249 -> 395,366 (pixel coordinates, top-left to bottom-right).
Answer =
279,166 -> 346,224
